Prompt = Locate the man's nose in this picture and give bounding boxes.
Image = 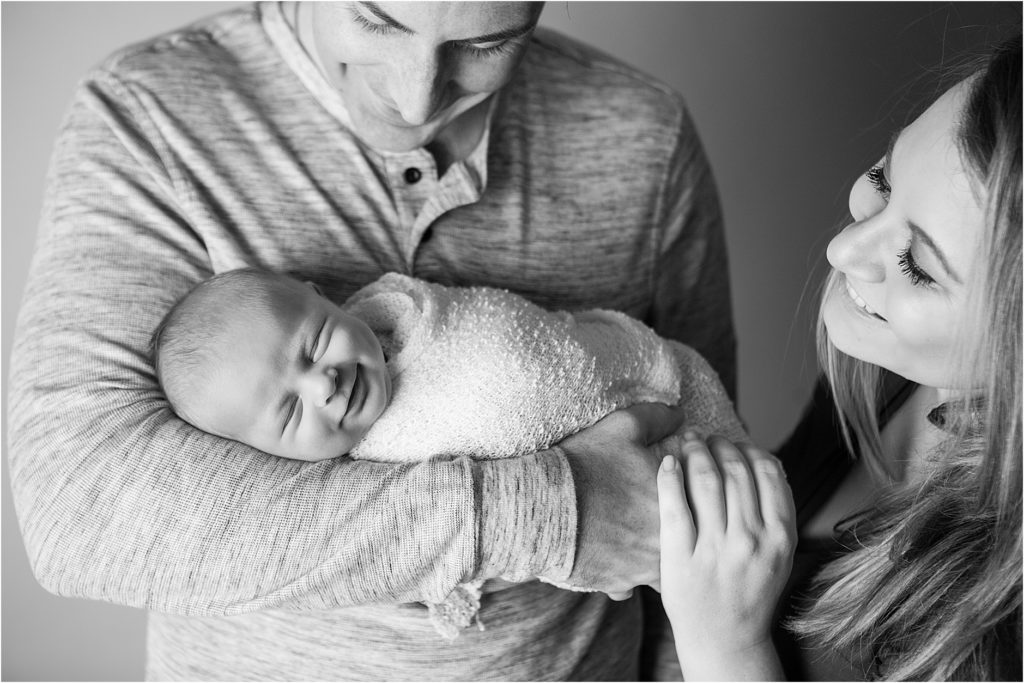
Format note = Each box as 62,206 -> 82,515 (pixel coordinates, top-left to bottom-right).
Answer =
306,366 -> 339,408
826,219 -> 886,283
390,49 -> 447,126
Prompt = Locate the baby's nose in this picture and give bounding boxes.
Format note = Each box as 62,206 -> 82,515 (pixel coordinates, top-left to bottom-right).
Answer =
315,367 -> 339,408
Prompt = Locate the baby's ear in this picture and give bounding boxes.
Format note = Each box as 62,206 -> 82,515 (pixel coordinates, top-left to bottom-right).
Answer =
305,281 -> 324,296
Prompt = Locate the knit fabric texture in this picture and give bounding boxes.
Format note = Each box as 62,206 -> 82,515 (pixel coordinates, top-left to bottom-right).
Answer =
346,273 -> 746,637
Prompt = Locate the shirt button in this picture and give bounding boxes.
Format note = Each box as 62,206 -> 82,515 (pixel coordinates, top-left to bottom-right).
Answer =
403,167 -> 422,184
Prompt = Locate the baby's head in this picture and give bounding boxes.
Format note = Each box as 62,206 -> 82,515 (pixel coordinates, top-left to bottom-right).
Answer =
152,268 -> 391,461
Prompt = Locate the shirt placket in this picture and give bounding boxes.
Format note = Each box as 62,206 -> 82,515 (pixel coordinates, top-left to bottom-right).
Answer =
383,151 -> 487,270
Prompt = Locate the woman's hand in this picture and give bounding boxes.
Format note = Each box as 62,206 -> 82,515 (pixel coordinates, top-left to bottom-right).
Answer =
657,433 -> 796,681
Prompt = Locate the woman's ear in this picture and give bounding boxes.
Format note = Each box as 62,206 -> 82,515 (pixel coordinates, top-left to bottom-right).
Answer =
305,281 -> 324,296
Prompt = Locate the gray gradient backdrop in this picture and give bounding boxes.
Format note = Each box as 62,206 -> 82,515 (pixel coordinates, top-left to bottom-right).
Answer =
2,2 -> 1019,680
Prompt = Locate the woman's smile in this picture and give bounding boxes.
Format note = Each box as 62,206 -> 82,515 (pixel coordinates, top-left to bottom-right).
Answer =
844,278 -> 886,321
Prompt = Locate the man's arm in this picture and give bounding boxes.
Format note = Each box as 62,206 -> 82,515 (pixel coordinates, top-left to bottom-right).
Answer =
650,101 -> 737,402
7,75 -> 577,615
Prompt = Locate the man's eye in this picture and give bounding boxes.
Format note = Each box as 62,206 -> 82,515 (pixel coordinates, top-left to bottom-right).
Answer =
453,39 -> 517,58
350,8 -> 394,35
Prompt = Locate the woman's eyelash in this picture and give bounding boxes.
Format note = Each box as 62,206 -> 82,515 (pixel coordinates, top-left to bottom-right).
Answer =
866,166 -> 891,199
897,243 -> 935,287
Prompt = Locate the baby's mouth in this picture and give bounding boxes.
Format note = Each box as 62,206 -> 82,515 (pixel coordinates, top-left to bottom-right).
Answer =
340,366 -> 365,424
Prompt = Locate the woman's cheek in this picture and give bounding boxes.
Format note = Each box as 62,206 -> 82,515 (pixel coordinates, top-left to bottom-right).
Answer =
887,295 -> 957,358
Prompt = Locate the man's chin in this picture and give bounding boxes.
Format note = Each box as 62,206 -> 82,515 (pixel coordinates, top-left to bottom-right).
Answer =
351,118 -> 439,154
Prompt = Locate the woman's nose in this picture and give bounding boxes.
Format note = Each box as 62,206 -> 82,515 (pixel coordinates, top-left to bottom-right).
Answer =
308,366 -> 339,408
390,50 -> 447,126
826,219 -> 887,284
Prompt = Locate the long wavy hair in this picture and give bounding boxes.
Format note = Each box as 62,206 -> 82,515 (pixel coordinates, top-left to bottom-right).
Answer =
791,35 -> 1022,681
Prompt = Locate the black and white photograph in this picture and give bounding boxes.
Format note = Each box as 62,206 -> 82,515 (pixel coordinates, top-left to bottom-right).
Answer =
2,2 -> 1021,681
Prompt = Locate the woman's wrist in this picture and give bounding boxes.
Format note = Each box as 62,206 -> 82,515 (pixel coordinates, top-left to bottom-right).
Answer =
675,634 -> 785,682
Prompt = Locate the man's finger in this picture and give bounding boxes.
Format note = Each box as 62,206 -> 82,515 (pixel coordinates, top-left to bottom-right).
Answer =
609,402 -> 688,446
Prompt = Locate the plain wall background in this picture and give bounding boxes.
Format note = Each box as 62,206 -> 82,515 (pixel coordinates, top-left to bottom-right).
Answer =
3,2 -> 1018,680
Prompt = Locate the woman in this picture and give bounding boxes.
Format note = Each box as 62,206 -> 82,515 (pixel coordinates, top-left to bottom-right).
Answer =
657,34 -> 1022,681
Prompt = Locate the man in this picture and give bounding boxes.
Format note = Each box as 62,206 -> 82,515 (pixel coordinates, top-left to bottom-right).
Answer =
8,2 -> 734,678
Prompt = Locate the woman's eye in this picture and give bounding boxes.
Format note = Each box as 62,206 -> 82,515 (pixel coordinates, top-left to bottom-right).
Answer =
866,166 -> 891,200
896,243 -> 935,288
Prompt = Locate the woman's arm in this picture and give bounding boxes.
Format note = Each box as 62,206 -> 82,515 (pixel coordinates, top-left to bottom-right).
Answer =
657,434 -> 796,681
6,74 -> 577,615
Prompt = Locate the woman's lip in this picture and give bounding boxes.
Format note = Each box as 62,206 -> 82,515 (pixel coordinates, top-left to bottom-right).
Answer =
844,278 -> 887,322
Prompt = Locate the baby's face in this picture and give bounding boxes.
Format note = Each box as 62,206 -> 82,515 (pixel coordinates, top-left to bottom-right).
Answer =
194,281 -> 391,461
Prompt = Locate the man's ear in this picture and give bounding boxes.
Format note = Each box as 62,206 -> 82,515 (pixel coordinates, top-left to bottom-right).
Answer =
305,281 -> 324,296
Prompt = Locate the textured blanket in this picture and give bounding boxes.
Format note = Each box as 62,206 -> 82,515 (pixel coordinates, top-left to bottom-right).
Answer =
344,273 -> 747,638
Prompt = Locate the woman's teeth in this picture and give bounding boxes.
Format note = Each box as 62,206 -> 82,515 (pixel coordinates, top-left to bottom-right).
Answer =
845,280 -> 883,319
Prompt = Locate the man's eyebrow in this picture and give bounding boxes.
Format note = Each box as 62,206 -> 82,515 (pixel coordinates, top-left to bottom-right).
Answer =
909,222 -> 962,284
360,2 -> 538,42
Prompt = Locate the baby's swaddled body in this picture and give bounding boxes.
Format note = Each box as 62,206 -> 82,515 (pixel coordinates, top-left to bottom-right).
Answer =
344,273 -> 747,638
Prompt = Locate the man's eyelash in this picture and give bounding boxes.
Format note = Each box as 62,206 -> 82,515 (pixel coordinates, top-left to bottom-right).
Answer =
350,9 -> 519,58
451,40 -> 517,58
350,9 -> 394,35
866,166 -> 891,199
897,243 -> 935,287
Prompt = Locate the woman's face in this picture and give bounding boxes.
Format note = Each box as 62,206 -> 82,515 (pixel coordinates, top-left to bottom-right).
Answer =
822,78 -> 986,389
308,2 -> 541,152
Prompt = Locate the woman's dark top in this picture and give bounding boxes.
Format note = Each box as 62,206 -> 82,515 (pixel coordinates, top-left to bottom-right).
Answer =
772,373 -> 915,680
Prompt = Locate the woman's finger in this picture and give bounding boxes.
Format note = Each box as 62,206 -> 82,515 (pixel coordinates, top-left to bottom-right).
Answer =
658,455 -> 696,556
707,435 -> 762,532
680,437 -> 727,538
743,445 -> 796,542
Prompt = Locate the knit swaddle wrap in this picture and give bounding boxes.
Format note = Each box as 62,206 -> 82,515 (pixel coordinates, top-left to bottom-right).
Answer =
343,273 -> 746,638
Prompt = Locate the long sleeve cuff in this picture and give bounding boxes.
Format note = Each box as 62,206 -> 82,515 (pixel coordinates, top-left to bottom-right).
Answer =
475,447 -> 577,584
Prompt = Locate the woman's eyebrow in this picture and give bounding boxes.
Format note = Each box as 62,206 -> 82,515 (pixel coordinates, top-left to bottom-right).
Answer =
360,1 -> 538,42
883,127 -> 903,178
885,127 -> 962,285
910,223 -> 963,284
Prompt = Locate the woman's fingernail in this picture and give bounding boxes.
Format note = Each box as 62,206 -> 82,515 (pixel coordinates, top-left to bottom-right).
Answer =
661,455 -> 677,472
682,430 -> 699,441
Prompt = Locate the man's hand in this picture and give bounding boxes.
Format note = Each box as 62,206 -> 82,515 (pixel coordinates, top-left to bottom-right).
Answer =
554,403 -> 687,598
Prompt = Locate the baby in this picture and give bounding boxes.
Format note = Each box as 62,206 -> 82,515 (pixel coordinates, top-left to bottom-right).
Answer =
152,267 -> 747,636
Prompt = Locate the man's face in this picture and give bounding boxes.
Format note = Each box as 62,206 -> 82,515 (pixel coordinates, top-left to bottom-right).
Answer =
308,2 -> 542,152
